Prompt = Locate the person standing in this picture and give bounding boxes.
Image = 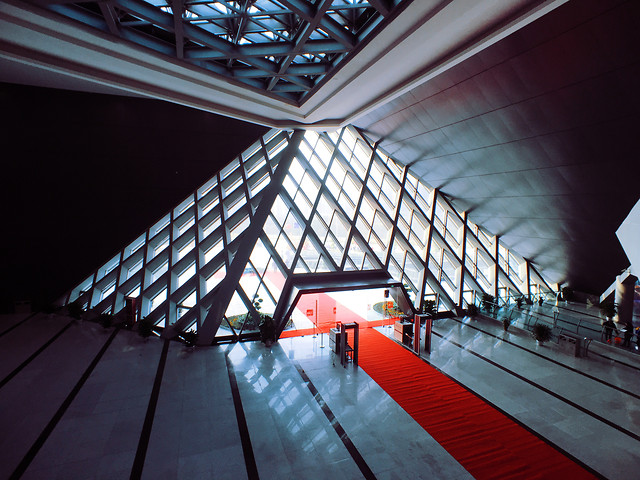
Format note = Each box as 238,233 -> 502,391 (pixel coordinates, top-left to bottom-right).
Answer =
603,319 -> 618,343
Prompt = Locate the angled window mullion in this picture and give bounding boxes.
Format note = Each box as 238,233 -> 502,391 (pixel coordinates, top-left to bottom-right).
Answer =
235,286 -> 256,337
420,188 -> 439,312
388,217 -> 425,281
197,130 -> 302,344
110,251 -> 124,315
257,232 -> 289,280
340,137 -> 376,269
351,226 -> 383,270
273,185 -> 312,272
238,153 -> 253,219
165,205 -> 178,325
189,192 -> 204,328
384,162 -> 407,270
289,130 -> 341,271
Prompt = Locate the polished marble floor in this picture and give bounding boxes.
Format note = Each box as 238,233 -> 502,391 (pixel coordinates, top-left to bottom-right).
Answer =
0,311 -> 638,479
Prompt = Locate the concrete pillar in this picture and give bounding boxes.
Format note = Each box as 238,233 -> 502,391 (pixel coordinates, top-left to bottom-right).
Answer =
615,273 -> 637,325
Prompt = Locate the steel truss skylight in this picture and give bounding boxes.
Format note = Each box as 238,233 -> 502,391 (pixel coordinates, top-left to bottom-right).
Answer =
36,0 -> 408,102
61,126 -> 554,344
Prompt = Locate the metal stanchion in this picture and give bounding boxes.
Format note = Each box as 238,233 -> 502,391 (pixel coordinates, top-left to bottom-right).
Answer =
313,299 -> 318,338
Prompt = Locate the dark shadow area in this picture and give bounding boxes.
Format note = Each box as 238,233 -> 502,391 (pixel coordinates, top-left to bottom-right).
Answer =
0,83 -> 267,313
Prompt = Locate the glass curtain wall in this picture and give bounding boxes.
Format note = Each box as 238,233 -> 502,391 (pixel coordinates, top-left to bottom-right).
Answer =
62,127 -> 553,338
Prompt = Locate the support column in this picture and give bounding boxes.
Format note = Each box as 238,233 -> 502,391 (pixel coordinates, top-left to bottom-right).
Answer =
193,130 -> 304,345
525,259 -> 531,302
493,235 -> 500,302
458,211 -> 468,308
615,273 -> 638,325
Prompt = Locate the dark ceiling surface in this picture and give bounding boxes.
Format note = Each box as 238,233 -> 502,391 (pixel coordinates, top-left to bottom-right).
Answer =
355,0 -> 640,294
0,84 -> 268,312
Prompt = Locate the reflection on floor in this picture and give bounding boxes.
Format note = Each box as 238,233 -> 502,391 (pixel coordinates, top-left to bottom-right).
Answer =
0,311 -> 638,479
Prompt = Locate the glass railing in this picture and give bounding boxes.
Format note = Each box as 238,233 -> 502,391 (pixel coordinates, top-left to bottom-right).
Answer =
469,299 -> 604,343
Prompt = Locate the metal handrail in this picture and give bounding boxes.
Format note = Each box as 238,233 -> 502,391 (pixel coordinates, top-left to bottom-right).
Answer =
473,300 -> 602,338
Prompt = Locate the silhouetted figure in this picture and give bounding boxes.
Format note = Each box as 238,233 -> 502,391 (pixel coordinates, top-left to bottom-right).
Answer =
621,323 -> 633,347
603,319 -> 618,343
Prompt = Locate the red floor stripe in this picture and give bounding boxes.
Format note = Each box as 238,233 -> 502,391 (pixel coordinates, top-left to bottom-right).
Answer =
357,328 -> 597,480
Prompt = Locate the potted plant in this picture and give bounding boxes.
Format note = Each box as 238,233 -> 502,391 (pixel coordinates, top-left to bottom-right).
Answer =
258,314 -> 276,346
181,329 -> 198,348
98,313 -> 113,329
466,304 -> 478,318
532,323 -> 553,345
481,293 -> 495,313
422,299 -> 437,317
137,317 -> 155,339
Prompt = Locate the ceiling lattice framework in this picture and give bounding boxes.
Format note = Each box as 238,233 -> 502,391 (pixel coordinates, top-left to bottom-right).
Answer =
61,126 -> 554,344
37,0 -> 408,102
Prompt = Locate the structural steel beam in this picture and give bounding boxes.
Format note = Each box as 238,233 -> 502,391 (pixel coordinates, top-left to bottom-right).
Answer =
196,131 -> 304,345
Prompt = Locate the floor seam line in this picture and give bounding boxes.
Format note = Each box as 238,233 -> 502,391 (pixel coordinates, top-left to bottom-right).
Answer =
0,320 -> 74,390
9,326 -> 120,480
432,330 -> 640,443
0,312 -> 38,338
293,361 -> 377,480
448,317 -> 640,399
225,354 -> 260,480
130,338 -> 170,480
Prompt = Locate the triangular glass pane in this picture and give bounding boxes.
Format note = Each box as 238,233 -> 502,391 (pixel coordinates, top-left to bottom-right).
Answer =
344,256 -> 357,271
263,258 -> 286,295
324,232 -> 344,265
362,254 -> 377,271
300,235 -> 321,270
316,256 -> 332,273
224,290 -> 247,325
240,264 -> 260,304
250,238 -> 270,278
347,237 -> 366,269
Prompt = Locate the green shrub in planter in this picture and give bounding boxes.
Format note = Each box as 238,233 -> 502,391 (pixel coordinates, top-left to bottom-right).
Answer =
181,330 -> 198,347
481,293 -> 495,313
532,323 -> 553,343
422,299 -> 437,316
137,318 -> 155,338
67,301 -> 84,319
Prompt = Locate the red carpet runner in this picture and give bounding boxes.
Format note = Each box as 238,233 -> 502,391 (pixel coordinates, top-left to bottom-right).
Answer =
357,328 -> 597,480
